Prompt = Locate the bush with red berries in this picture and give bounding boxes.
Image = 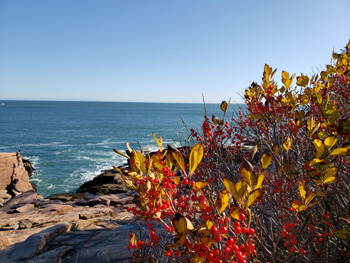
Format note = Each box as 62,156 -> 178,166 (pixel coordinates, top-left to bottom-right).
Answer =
115,40 -> 350,262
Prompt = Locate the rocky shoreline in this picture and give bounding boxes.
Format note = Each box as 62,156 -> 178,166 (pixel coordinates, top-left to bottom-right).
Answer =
0,153 -> 138,263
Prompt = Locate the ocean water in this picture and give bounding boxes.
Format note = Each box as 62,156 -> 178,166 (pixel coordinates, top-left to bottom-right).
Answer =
0,100 -> 243,197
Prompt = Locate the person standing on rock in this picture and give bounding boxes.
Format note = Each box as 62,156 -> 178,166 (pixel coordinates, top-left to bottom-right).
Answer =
6,178 -> 21,199
16,150 -> 22,167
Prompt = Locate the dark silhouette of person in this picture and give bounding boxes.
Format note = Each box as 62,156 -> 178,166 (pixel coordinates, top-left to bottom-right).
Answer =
6,178 -> 21,199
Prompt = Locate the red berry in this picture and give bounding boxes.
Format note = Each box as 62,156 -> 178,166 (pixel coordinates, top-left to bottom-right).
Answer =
234,227 -> 241,234
241,227 -> 247,234
239,213 -> 246,221
214,234 -> 222,242
284,241 -> 290,247
248,228 -> 255,235
299,247 -> 306,255
282,230 -> 288,238
220,226 -> 228,234
182,179 -> 189,186
211,225 -> 219,235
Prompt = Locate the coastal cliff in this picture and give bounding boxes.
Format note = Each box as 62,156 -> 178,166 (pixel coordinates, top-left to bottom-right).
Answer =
0,153 -> 136,262
0,153 -> 35,199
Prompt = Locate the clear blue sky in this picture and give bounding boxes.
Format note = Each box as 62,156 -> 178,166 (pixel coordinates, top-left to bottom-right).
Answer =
0,1 -> 349,103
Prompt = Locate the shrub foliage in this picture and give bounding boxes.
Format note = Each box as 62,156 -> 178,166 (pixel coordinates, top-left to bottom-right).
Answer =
114,40 -> 350,263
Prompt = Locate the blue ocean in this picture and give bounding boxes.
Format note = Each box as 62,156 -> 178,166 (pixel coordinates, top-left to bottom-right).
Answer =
0,101 -> 243,197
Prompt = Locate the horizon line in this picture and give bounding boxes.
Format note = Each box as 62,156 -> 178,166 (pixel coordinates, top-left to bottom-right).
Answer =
0,99 -> 245,105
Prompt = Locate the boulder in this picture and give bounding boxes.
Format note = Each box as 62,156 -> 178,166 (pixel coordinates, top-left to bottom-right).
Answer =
0,152 -> 34,193
76,170 -> 127,195
10,222 -> 73,261
0,236 -> 12,248
3,190 -> 39,209
11,203 -> 35,213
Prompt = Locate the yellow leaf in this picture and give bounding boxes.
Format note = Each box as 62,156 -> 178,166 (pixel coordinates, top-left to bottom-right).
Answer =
223,177 -> 240,202
126,142 -> 132,153
313,139 -> 326,158
235,181 -> 248,202
216,189 -> 229,214
307,117 -> 315,132
113,165 -> 123,173
330,147 -> 348,156
273,144 -> 280,156
264,64 -> 272,76
186,217 -> 195,230
240,167 -> 255,188
220,100 -> 230,112
173,213 -> 188,234
324,167 -> 338,179
285,78 -> 293,89
133,195 -> 149,211
189,143 -> 204,174
309,158 -> 323,166
255,172 -> 265,190
193,182 -> 208,191
167,145 -> 186,172
130,233 -> 137,246
291,200 -> 307,212
113,148 -> 130,159
130,150 -> 147,174
299,95 -> 308,105
296,74 -> 309,87
282,71 -> 289,83
247,189 -> 264,207
323,176 -> 337,184
305,191 -> 323,206
206,220 -> 213,230
165,233 -> 186,250
173,176 -> 181,185
229,205 -> 245,221
283,136 -> 292,152
189,256 -> 206,263
152,132 -> 163,152
298,181 -> 306,202
121,174 -> 137,190
261,153 -> 272,169
334,229 -> 350,240
252,145 -> 258,159
145,180 -> 151,192
325,136 -> 337,150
